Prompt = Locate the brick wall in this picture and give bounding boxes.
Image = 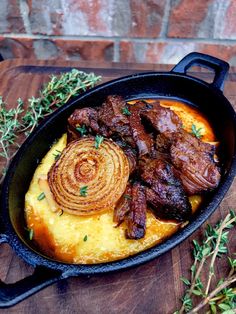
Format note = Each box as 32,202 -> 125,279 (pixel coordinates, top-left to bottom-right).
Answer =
1,0 -> 236,65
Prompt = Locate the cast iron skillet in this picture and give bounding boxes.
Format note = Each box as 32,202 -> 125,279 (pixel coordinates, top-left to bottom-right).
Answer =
0,52 -> 236,308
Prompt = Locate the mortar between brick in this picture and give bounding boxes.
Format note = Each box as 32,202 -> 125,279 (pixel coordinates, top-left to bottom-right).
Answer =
2,33 -> 236,45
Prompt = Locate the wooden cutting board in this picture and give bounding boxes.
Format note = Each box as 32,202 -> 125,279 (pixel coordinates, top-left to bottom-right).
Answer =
0,59 -> 235,314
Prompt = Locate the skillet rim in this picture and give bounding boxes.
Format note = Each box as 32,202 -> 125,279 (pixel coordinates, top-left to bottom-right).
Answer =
1,70 -> 236,275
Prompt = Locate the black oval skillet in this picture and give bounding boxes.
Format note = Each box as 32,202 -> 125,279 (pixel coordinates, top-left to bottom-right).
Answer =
0,52 -> 236,308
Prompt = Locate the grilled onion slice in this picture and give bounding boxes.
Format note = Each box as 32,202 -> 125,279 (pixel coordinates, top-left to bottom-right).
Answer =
48,137 -> 130,216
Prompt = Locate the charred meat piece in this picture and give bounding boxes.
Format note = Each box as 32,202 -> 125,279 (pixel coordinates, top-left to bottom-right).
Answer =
156,132 -> 173,154
170,130 -> 221,195
124,146 -> 137,175
126,182 -> 146,239
113,184 -> 132,226
67,107 -> 100,142
129,101 -> 154,156
115,140 -> 137,175
98,95 -> 134,145
141,101 -> 182,133
140,158 -> 191,222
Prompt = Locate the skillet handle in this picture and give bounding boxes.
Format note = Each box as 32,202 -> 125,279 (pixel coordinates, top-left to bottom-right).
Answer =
171,52 -> 229,91
0,234 -> 64,308
0,264 -> 63,308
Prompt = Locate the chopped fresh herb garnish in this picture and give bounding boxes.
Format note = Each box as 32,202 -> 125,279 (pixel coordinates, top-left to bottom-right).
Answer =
80,186 -> 88,197
191,124 -> 203,139
124,194 -> 132,200
53,150 -> 62,161
76,124 -> 87,136
29,228 -> 34,240
83,235 -> 88,242
94,135 -> 104,149
53,153 -> 61,161
37,192 -> 45,201
25,227 -> 34,240
122,107 -> 131,116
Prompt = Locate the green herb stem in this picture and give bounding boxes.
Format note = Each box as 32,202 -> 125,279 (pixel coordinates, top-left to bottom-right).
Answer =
0,69 -> 101,184
189,275 -> 236,314
177,211 -> 236,314
94,135 -> 104,149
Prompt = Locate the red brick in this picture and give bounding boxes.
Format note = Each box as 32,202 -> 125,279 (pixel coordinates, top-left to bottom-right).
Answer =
0,37 -> 33,59
0,37 -> 114,62
0,0 -> 25,33
119,41 -> 236,66
129,0 -> 166,37
199,44 -> 236,65
26,0 -> 165,37
27,0 -> 63,35
168,0 -> 213,38
220,0 -> 236,39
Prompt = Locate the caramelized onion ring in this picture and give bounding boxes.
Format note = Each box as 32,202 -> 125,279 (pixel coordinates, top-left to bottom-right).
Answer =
48,137 -> 130,215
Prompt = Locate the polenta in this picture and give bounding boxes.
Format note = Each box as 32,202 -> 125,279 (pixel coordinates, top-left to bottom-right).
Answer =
25,98 -> 217,264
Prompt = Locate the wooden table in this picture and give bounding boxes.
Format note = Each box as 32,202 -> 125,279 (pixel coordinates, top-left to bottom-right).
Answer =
0,59 -> 235,314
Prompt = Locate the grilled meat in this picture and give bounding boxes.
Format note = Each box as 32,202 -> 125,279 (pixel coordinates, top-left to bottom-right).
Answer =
170,130 -> 221,195
140,157 -> 191,222
129,101 -> 154,156
126,182 -> 147,239
113,184 -> 132,226
67,107 -> 100,142
141,101 -> 182,133
98,95 -> 134,144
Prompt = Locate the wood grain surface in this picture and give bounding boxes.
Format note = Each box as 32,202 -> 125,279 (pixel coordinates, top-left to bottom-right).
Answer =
0,59 -> 235,314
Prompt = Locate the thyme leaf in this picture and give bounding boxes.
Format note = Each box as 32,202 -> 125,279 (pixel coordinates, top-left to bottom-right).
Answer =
122,107 -> 131,116
25,227 -> 34,240
94,135 -> 104,149
37,192 -> 45,201
80,186 -> 88,197
76,124 -> 87,136
191,124 -> 203,139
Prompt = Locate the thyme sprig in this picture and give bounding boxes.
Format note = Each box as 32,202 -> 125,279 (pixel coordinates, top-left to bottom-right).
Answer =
0,97 -> 24,170
0,69 -> 101,184
176,210 -> 236,313
21,69 -> 101,135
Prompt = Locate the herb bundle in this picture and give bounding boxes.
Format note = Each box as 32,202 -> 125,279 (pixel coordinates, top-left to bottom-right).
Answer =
0,69 -> 101,184
175,210 -> 236,313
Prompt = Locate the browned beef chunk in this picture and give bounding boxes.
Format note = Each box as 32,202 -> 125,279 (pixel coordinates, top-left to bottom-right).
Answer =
98,95 -> 135,145
68,107 -> 99,132
115,140 -> 137,175
67,107 -> 100,142
140,158 -> 191,222
141,101 -> 182,133
155,132 -> 173,155
124,146 -> 137,175
113,184 -> 132,226
170,130 -> 221,195
126,182 -> 146,239
129,101 -> 154,156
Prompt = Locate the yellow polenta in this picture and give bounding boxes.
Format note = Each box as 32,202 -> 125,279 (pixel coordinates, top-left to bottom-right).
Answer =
25,135 -> 180,264
25,100 -> 211,264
